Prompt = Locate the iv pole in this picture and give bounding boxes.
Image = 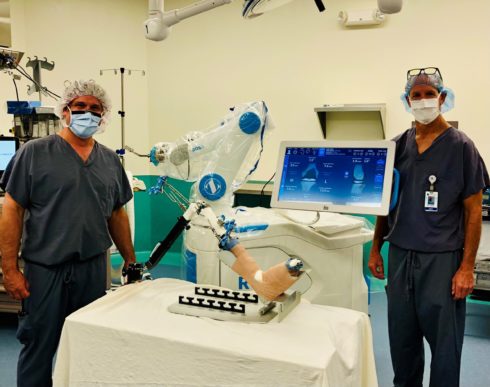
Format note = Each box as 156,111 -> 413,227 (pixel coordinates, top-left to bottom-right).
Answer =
99,67 -> 145,167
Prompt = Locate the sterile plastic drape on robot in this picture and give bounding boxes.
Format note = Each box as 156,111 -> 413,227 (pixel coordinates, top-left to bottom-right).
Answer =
151,101 -> 272,213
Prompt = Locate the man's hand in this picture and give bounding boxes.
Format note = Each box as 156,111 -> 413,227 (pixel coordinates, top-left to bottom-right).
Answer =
121,262 -> 145,284
368,251 -> 385,280
452,267 -> 474,300
108,207 -> 137,270
3,269 -> 30,300
123,256 -> 136,269
453,191 -> 482,300
0,193 -> 26,300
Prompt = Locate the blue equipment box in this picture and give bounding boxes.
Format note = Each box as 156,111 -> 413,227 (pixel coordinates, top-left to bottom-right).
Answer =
6,101 -> 42,115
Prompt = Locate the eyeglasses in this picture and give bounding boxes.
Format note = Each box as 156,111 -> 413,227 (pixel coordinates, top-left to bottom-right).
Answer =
71,110 -> 102,118
69,100 -> 104,114
406,67 -> 443,81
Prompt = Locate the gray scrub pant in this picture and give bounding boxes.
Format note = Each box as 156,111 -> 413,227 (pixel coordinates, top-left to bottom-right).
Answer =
387,244 -> 466,387
16,254 -> 107,387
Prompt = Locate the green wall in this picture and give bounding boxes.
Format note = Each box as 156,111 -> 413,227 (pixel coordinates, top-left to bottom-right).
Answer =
130,175 -> 193,266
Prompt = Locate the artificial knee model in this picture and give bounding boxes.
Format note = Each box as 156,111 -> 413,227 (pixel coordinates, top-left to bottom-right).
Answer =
227,243 -> 303,301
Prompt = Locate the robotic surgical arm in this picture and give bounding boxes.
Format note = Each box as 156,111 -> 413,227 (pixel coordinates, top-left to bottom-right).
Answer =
124,101 -> 304,301
150,101 -> 271,212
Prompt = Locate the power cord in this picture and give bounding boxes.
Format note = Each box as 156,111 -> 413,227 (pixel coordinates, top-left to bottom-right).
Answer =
260,172 -> 275,196
12,77 -> 19,101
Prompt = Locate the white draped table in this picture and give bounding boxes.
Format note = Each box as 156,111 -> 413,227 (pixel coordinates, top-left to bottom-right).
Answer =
53,278 -> 378,387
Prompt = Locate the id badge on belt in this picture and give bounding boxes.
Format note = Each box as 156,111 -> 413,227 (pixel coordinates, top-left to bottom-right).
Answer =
424,175 -> 438,212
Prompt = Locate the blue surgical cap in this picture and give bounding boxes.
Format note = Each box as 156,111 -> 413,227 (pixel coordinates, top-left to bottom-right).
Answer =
405,73 -> 444,95
401,73 -> 455,113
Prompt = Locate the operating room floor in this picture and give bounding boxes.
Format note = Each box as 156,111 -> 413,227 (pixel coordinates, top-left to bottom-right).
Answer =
369,291 -> 490,387
1,277 -> 490,387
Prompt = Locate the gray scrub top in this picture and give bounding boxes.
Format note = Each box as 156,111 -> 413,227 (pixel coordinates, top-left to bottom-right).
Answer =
5,134 -> 133,266
386,127 -> 489,252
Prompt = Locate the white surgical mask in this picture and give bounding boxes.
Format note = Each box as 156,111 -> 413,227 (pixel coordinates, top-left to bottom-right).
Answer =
410,97 -> 440,125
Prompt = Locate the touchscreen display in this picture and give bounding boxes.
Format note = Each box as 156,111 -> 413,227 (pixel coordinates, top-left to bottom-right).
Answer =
0,140 -> 17,171
277,147 -> 388,207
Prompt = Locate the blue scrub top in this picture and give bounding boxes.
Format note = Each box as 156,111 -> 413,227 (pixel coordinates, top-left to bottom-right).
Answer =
386,127 -> 489,252
4,134 -> 133,266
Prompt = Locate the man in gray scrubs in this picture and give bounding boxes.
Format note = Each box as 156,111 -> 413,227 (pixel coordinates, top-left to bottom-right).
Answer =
368,68 -> 489,387
0,80 -> 136,387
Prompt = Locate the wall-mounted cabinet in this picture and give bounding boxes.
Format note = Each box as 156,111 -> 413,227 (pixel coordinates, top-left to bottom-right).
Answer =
0,1 -> 11,47
315,103 -> 386,140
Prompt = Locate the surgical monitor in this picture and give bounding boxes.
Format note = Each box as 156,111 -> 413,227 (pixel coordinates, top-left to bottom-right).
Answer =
270,140 -> 396,216
0,136 -> 19,179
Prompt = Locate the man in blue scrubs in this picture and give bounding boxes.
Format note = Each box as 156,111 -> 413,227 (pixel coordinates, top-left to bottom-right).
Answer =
0,80 -> 136,387
368,68 -> 489,387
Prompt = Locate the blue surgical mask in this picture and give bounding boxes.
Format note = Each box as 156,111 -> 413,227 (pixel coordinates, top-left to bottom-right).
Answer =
68,109 -> 102,139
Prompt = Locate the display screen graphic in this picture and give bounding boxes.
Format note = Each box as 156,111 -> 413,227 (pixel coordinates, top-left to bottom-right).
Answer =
0,140 -> 17,171
277,147 -> 388,207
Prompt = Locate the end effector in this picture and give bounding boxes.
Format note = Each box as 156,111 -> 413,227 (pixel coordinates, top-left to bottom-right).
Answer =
150,131 -> 203,167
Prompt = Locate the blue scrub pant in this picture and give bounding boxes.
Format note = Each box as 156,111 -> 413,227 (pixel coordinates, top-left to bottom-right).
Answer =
387,244 -> 466,387
16,254 -> 107,387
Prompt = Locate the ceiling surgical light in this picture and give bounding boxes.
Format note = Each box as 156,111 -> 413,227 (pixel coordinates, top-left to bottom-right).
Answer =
144,0 -> 232,41
144,0 -> 326,41
242,0 -> 294,18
